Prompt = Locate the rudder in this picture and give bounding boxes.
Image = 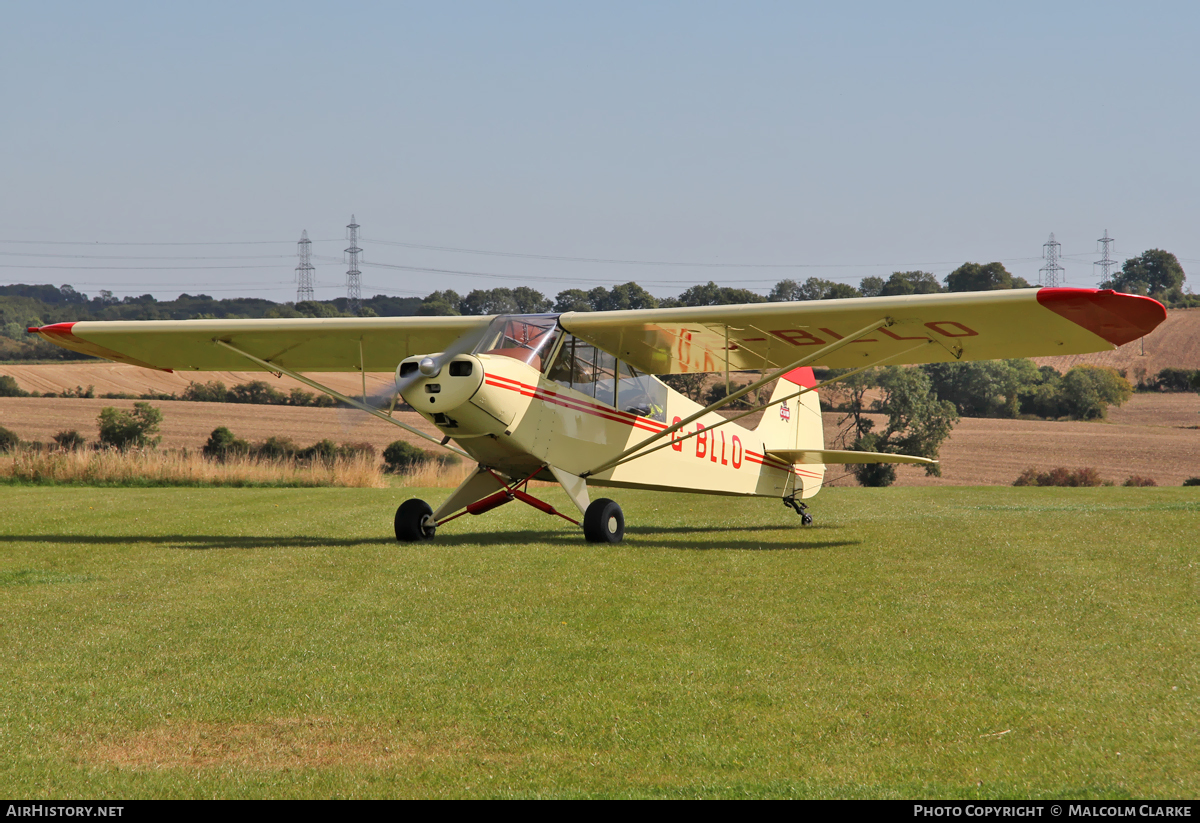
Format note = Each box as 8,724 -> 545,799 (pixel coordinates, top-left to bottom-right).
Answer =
755,366 -> 825,497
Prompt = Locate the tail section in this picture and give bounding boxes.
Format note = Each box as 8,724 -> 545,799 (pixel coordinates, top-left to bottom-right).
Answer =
754,367 -> 825,498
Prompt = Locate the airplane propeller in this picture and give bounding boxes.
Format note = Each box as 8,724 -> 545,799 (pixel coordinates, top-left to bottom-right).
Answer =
339,320 -> 493,432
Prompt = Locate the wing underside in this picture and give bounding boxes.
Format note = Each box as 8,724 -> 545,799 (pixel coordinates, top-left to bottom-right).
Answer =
27,315 -> 490,373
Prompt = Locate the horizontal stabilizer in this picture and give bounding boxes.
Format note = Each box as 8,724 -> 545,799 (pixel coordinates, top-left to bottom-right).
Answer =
766,449 -> 936,466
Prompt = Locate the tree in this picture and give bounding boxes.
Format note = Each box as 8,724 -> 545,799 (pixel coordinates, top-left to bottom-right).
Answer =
1059,366 -> 1132,420
880,271 -> 943,296
833,367 -> 958,486
417,290 -> 462,316
554,289 -> 592,312
770,278 -> 859,302
921,359 -> 1041,418
825,282 -> 860,299
595,282 -> 657,312
0,375 -> 28,397
1017,365 -> 1132,420
52,430 -> 86,451
945,262 -> 1021,292
859,276 -> 885,298
510,286 -> 552,314
182,380 -> 228,403
0,425 -> 18,453
768,279 -> 805,302
202,426 -> 249,461
1104,249 -> 1186,302
295,300 -> 344,318
383,440 -> 429,473
658,373 -> 708,403
97,402 -> 162,449
673,281 -> 767,307
459,288 -> 521,315
227,380 -> 286,405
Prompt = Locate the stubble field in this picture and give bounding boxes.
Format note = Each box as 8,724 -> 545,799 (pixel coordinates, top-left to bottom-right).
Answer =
2,390 -> 1197,486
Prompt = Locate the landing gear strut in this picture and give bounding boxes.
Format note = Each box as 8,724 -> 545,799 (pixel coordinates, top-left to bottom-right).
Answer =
783,491 -> 813,525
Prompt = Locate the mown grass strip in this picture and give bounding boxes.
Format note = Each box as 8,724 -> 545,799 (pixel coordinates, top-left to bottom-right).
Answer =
0,485 -> 1194,798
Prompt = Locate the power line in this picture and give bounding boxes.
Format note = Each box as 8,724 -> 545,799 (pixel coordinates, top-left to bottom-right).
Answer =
0,238 -> 339,246
0,263 -> 287,270
361,235 -> 1044,270
0,251 -> 292,260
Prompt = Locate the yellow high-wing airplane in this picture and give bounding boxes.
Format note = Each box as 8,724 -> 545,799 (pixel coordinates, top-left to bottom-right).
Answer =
29,287 -> 1165,543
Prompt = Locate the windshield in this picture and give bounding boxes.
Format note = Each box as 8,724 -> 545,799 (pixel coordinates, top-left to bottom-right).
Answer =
472,315 -> 562,372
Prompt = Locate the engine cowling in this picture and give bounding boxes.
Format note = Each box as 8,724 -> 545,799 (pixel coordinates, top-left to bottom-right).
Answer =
396,353 -> 485,416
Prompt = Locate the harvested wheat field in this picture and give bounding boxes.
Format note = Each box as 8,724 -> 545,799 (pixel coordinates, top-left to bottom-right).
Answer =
0,361 -> 396,399
821,390 -> 1200,488
3,392 -> 1198,487
1033,307 -> 1200,377
0,397 -> 442,456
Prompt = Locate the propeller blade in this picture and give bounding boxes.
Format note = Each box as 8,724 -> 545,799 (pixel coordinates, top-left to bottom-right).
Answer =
341,319 -> 494,433
394,321 -> 492,396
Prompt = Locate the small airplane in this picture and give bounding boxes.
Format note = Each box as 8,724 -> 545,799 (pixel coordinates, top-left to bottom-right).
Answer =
29,287 -> 1166,543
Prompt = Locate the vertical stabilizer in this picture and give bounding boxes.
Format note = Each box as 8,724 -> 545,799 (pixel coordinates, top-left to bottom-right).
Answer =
755,367 -> 826,497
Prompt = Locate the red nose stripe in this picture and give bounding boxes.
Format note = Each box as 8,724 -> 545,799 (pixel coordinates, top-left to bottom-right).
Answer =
1036,288 -> 1166,347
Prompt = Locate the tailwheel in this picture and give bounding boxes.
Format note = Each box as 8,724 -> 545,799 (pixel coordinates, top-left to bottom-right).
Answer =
583,498 -> 625,544
395,498 -> 436,542
783,492 -> 813,526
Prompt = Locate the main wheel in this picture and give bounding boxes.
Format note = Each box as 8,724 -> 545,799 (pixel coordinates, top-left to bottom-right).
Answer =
583,498 -> 624,544
395,498 -> 436,542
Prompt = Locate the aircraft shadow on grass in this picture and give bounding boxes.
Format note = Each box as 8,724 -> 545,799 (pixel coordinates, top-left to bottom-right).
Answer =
0,524 -> 858,553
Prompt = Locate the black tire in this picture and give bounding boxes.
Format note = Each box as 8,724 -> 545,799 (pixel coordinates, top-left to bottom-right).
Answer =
395,498 -> 436,542
583,498 -> 624,544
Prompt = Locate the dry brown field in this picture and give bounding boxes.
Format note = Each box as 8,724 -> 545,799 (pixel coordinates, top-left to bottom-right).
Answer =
821,391 -> 1200,487
0,361 -> 394,399
2,390 -> 1197,487
1032,307 -> 1200,377
0,397 -> 442,457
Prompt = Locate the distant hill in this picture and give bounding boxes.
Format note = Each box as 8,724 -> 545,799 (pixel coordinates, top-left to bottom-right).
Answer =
1033,308 -> 1200,381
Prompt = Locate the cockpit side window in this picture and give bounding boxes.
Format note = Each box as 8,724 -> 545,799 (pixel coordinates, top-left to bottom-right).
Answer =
617,362 -> 667,422
546,333 -> 667,422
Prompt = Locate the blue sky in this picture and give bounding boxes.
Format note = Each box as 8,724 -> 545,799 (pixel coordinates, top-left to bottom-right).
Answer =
2,1 -> 1197,303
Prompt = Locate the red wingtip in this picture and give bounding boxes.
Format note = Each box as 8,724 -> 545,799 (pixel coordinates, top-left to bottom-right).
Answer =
1036,288 -> 1167,347
29,322 -> 77,338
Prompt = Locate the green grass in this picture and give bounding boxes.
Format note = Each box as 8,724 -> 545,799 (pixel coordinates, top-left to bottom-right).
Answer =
0,486 -> 1195,798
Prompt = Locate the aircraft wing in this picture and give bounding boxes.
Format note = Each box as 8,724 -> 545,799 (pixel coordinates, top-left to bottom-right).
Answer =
27,287 -> 1164,376
559,287 -> 1166,374
26,315 -> 490,372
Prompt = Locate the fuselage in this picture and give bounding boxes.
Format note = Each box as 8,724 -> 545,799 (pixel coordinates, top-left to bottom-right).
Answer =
396,321 -> 826,499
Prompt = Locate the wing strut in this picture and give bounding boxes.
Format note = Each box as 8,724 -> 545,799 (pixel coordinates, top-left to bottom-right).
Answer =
213,339 -> 471,458
588,338 -> 935,475
582,317 -> 897,477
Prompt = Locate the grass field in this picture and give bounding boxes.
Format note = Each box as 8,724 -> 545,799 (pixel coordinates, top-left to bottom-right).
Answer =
0,485 -> 1195,799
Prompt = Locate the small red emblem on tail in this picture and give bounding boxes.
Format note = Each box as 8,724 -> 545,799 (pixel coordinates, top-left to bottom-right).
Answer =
779,400 -> 790,421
